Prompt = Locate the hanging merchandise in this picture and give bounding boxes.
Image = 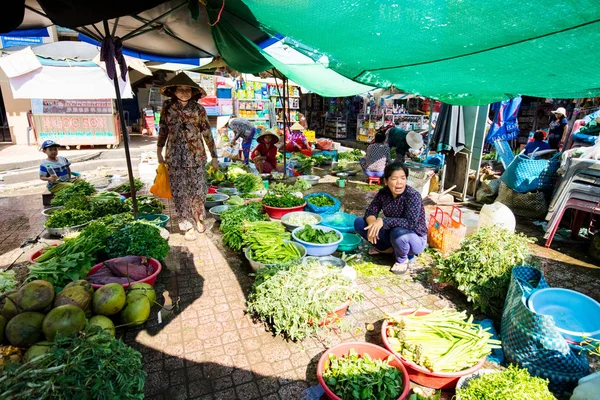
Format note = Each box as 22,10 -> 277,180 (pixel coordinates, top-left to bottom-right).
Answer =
487,96 -> 523,144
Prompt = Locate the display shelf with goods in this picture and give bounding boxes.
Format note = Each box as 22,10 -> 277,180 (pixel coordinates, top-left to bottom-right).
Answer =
324,116 -> 347,139
390,113 -> 426,131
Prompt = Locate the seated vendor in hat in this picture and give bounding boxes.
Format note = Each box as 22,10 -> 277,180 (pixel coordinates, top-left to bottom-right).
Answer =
251,131 -> 280,174
389,129 -> 423,162
39,140 -> 77,193
285,122 -> 310,153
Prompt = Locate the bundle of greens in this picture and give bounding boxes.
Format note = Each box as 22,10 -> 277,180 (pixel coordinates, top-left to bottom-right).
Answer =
106,221 -> 169,260
435,227 -> 533,316
338,149 -> 363,162
226,195 -> 245,206
311,155 -> 328,166
219,203 -> 268,251
0,270 -> 16,295
0,327 -> 145,400
292,178 -> 312,193
50,180 -> 96,207
295,225 -> 340,244
385,309 -> 501,372
114,178 -> 144,194
206,163 -> 226,184
323,349 -> 404,400
456,365 -> 554,400
263,193 -> 305,208
234,173 -> 263,194
125,196 -> 165,215
90,192 -> 128,219
307,195 -> 335,207
45,208 -> 92,228
247,260 -> 363,340
242,221 -> 299,264
28,251 -> 94,290
226,162 -> 249,181
270,182 -> 292,196
62,194 -> 91,211
293,154 -> 314,174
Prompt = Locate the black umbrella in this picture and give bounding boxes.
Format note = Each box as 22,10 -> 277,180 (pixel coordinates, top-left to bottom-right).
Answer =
430,103 -> 465,154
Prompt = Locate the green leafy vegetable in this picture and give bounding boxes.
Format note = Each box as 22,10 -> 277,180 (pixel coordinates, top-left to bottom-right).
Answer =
296,225 -> 340,244
293,154 -> 314,174
125,196 -> 164,215
62,194 -> 91,211
90,192 -> 128,219
247,260 -> 363,340
106,221 -> 169,260
206,195 -> 216,202
323,349 -> 404,400
337,149 -> 363,161
0,326 -> 145,399
456,365 -> 554,400
234,173 -> 263,194
242,221 -> 299,264
292,178 -> 312,192
287,213 -> 319,226
28,251 -> 94,290
0,270 -> 17,295
50,180 -> 96,207
385,309 -> 501,372
45,208 -> 92,228
311,155 -> 328,166
114,178 -> 144,193
227,195 -> 245,206
219,203 -> 268,251
307,195 -> 335,207
226,162 -> 249,181
263,193 -> 305,208
435,227 -> 534,317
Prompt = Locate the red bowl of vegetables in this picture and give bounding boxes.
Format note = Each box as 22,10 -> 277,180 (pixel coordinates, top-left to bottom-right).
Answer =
85,256 -> 162,289
381,309 -> 486,389
28,244 -> 59,264
263,203 -> 306,220
317,342 -> 410,400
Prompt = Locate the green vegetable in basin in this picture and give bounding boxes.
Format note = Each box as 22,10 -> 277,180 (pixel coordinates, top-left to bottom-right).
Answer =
287,213 -> 319,226
206,195 -> 216,202
323,349 -> 403,400
227,195 -> 245,206
242,221 -> 298,264
50,180 -> 96,207
296,225 -> 339,244
114,178 -> 144,193
234,173 -> 263,194
307,195 -> 335,207
45,208 -> 92,228
125,196 -> 164,215
263,193 -> 304,208
219,203 -> 268,251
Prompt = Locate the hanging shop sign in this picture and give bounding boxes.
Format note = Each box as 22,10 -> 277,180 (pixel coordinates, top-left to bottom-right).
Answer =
33,114 -> 117,145
31,99 -> 113,115
0,36 -> 44,48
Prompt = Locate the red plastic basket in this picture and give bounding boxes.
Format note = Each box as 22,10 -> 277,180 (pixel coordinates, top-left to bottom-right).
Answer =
317,342 -> 411,400
381,309 -> 486,389
28,244 -> 59,264
85,257 -> 162,289
427,206 -> 466,255
263,203 -> 306,219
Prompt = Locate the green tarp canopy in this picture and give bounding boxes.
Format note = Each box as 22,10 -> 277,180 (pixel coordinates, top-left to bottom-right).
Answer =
242,0 -> 600,105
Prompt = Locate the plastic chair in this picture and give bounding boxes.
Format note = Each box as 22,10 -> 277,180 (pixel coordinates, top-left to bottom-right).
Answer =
545,198 -> 600,248
368,176 -> 381,185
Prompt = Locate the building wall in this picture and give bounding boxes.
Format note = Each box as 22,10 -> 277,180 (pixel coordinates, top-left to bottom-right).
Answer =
0,69 -> 32,145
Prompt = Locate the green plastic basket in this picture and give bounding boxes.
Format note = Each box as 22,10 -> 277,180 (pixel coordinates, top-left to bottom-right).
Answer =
337,233 -> 362,252
137,214 -> 170,228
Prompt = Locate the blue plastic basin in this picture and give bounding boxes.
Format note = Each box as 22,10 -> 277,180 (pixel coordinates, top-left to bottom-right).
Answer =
527,288 -> 600,343
291,226 -> 342,256
320,212 -> 358,233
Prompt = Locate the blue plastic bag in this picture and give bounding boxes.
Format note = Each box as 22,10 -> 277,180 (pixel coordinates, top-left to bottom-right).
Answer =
320,212 -> 358,233
304,193 -> 341,215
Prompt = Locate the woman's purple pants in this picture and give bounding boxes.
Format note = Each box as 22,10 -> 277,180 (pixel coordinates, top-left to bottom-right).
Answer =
354,217 -> 427,263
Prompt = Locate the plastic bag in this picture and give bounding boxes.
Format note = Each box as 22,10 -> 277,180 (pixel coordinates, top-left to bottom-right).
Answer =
150,163 -> 172,199
304,193 -> 341,215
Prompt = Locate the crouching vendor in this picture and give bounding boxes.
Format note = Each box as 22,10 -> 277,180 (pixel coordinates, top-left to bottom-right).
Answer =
251,130 -> 279,173
354,161 -> 427,274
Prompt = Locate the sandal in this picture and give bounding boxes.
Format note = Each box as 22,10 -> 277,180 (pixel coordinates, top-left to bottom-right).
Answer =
184,229 -> 197,241
369,247 -> 394,255
195,221 -> 206,233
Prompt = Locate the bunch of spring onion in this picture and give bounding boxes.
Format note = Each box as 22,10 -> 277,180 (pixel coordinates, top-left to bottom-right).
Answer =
385,309 -> 501,373
242,221 -> 300,264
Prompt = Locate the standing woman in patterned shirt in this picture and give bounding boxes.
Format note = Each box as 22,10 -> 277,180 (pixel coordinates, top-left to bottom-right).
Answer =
360,131 -> 390,178
354,162 -> 428,274
157,73 -> 219,241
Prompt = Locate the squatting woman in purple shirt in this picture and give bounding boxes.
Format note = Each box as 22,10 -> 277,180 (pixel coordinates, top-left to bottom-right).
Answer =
354,162 -> 428,274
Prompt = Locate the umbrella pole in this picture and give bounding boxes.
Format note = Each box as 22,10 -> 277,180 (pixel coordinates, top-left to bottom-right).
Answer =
103,20 -> 138,217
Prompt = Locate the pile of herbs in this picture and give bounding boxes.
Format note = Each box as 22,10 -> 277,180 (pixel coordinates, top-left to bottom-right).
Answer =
337,149 -> 363,162
263,193 -> 305,208
125,196 -> 165,215
435,226 -> 533,317
106,221 -> 169,260
456,365 -> 554,400
322,349 -> 404,400
307,195 -> 335,207
45,208 -> 92,228
114,178 -> 144,194
242,221 -> 300,264
50,180 -> 96,207
62,194 -> 91,211
0,326 -> 145,400
296,225 -> 340,244
234,173 -> 263,194
219,203 -> 268,250
269,180 -> 312,196
0,270 -> 16,295
246,260 -> 363,340
293,154 -> 314,174
90,192 -> 129,219
28,251 -> 95,290
226,162 -> 249,181
311,155 -> 328,166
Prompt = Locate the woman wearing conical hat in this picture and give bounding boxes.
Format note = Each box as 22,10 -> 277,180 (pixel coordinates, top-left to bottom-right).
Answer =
285,121 -> 309,153
157,73 -> 219,241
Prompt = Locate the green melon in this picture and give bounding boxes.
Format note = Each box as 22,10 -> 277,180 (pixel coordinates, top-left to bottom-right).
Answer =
17,280 -> 55,312
119,297 -> 151,326
92,283 -> 126,316
88,315 -> 116,337
42,305 -> 86,341
5,312 -> 45,347
24,341 -> 53,363
127,283 -> 156,305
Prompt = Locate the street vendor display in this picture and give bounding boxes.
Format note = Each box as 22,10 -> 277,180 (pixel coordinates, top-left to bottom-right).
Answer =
285,121 -> 310,153
354,162 -> 427,274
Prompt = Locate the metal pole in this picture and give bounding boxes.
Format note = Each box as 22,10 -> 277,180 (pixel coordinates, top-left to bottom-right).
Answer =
103,20 -> 138,217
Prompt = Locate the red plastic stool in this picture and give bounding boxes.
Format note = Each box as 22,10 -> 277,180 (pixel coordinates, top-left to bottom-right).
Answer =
545,198 -> 600,248
368,177 -> 381,185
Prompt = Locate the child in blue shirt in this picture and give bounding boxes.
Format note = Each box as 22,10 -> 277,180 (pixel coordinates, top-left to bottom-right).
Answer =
524,130 -> 551,155
39,140 -> 76,193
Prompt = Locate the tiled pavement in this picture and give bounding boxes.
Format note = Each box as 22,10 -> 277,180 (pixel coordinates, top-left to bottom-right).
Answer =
1,192 -> 599,399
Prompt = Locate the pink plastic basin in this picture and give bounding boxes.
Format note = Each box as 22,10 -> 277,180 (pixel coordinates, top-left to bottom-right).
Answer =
263,203 -> 306,219
28,244 -> 59,264
85,257 -> 162,289
381,309 -> 486,389
317,342 -> 411,400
